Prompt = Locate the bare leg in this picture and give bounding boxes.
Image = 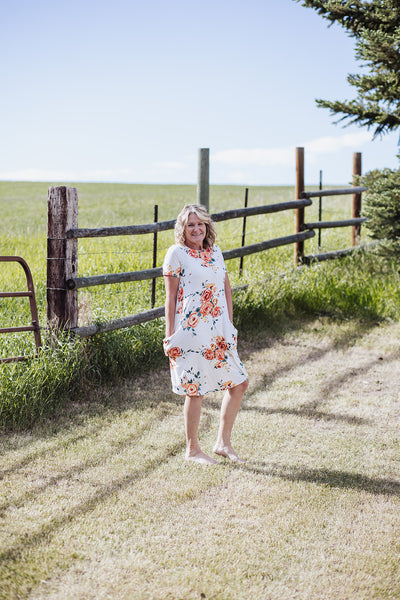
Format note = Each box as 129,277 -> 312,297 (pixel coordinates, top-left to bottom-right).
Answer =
213,379 -> 248,462
184,394 -> 217,464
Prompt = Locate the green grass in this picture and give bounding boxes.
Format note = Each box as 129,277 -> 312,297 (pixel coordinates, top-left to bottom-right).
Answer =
1,181 -> 399,430
0,180 -> 362,328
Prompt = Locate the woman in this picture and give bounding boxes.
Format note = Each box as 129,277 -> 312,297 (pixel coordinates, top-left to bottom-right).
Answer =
163,204 -> 248,465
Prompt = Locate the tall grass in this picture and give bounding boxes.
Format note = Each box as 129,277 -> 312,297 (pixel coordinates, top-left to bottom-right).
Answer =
234,248 -> 400,330
1,181 -> 399,430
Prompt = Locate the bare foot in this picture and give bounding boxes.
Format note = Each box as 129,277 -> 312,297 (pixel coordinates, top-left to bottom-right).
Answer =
185,451 -> 218,465
213,444 -> 245,463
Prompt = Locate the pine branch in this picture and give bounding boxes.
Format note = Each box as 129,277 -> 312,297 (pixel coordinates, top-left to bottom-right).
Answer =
316,98 -> 400,136
294,0 -> 400,137
295,0 -> 389,35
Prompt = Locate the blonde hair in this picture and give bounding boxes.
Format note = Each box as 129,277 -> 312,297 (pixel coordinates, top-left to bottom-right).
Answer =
175,204 -> 216,248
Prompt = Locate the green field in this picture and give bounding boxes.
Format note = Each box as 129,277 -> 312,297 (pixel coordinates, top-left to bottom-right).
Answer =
0,180 -> 356,358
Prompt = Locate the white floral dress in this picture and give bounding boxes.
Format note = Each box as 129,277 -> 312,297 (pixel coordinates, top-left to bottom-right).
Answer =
163,243 -> 248,396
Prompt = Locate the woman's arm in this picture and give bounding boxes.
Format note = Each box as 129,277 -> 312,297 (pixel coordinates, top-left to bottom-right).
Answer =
224,272 -> 233,323
164,275 -> 180,338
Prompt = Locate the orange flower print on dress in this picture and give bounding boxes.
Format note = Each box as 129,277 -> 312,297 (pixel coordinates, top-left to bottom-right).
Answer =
187,312 -> 200,328
215,348 -> 226,362
186,382 -> 199,396
188,248 -> 200,259
204,348 -> 214,361
221,381 -> 233,390
164,264 -> 181,277
177,286 -> 184,314
202,338 -> 228,369
199,301 -> 213,317
215,336 -> 228,351
168,346 -> 182,361
200,288 -> 213,303
200,247 -> 214,267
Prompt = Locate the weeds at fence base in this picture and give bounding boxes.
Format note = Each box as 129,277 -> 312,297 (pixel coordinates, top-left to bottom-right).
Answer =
1,250 -> 400,431
0,322 -> 166,431
234,249 -> 400,331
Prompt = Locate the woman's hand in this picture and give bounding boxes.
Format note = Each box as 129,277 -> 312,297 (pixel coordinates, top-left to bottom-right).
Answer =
163,338 -> 170,357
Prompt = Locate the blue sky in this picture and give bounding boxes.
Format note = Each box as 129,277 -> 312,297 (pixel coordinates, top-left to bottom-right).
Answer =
1,0 -> 399,186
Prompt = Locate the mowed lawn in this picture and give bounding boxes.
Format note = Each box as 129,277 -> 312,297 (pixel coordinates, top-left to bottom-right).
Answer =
1,316 -> 399,600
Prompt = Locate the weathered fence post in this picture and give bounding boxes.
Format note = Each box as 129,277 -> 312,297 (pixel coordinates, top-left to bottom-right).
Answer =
151,204 -> 158,308
294,147 -> 305,265
197,148 -> 210,212
352,152 -> 362,246
239,187 -> 249,276
318,169 -> 323,248
47,186 -> 78,330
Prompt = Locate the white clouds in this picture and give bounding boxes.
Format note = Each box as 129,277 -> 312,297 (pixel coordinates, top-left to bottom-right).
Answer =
154,161 -> 186,170
214,147 -> 294,167
214,132 -> 372,169
0,167 -> 138,183
0,131 -> 388,186
0,162 -> 189,183
306,132 -> 372,157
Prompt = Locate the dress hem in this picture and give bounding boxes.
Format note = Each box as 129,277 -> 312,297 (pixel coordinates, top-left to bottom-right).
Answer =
171,375 -> 248,397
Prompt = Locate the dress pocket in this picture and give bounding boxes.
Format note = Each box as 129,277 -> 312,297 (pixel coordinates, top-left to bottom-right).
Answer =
223,320 -> 238,350
163,327 -> 184,351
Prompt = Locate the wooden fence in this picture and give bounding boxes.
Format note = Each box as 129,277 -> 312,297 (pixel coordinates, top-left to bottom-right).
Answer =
47,147 -> 367,337
294,147 -> 366,264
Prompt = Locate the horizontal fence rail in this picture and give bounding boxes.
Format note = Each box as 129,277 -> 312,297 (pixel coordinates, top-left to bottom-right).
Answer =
67,220 -> 175,239
303,241 -> 378,265
70,306 -> 166,338
300,186 -> 367,199
211,200 -> 312,221
67,267 -> 163,290
222,231 -> 315,261
303,217 -> 367,230
66,199 -> 312,240
69,284 -> 251,338
66,229 -> 315,291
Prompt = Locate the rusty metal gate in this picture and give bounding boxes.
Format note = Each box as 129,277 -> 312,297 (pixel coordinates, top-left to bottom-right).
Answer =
0,256 -> 42,363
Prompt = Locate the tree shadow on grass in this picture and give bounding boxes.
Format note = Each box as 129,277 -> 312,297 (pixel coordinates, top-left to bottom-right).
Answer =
238,404 -> 370,425
238,460 -> 400,498
0,367 -> 191,590
0,436 -> 187,566
239,316 -> 380,391
0,317 -> 391,531
238,315 -> 379,360
228,348 -> 398,427
232,317 -> 395,425
0,366 -> 178,482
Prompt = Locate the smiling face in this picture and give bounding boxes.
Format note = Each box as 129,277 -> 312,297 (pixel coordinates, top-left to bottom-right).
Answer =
184,212 -> 207,250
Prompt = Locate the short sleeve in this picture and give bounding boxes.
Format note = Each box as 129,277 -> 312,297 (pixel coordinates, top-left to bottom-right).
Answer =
162,245 -> 182,278
214,244 -> 227,273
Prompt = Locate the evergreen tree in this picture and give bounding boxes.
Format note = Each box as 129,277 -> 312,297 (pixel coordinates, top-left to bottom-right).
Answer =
295,0 -> 400,137
361,168 -> 400,258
